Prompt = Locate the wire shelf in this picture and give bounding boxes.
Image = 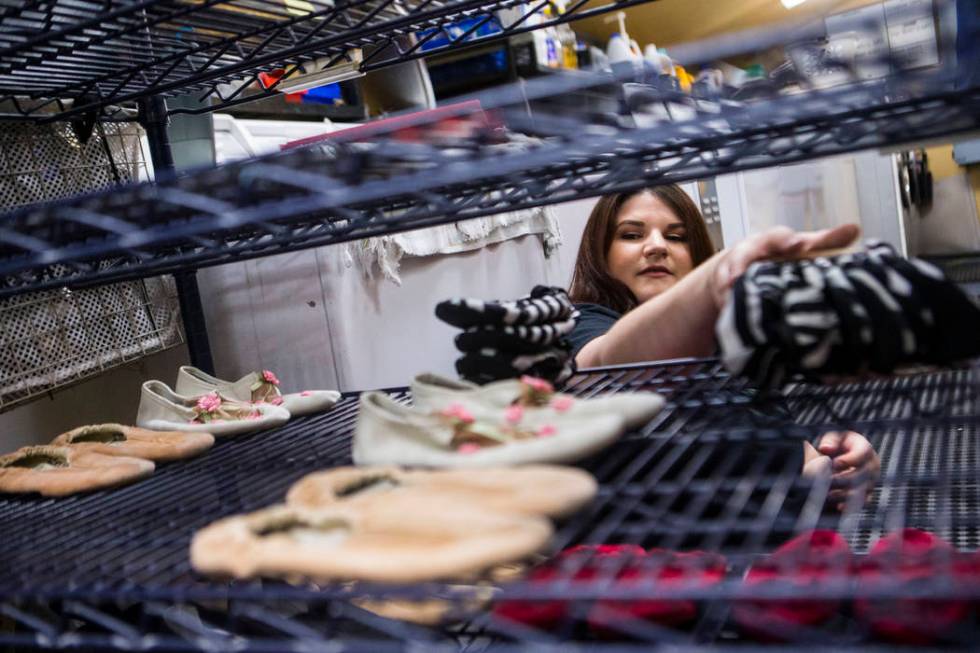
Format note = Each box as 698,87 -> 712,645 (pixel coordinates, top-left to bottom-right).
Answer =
1,34 -> 979,298
0,358 -> 978,650
0,0 -> 664,122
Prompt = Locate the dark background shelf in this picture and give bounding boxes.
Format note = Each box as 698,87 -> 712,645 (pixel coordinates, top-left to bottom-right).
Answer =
0,0 -> 662,122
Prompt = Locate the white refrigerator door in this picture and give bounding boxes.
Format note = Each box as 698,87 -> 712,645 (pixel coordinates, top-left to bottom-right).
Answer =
715,152 -> 907,254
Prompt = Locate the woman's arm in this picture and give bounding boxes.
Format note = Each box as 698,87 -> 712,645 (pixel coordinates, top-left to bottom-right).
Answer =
576,224 -> 860,368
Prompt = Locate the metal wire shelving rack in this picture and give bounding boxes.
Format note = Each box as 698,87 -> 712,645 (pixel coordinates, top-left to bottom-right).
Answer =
1,0 -> 980,650
0,54 -> 978,296
0,0 -> 663,122
0,0 -> 976,372
0,358 -> 978,651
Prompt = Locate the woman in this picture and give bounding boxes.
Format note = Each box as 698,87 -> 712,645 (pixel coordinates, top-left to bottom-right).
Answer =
568,184 -> 879,509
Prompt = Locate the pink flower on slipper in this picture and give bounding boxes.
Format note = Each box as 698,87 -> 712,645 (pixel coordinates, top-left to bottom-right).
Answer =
300,391 -> 312,397
262,370 -> 280,386
536,425 -> 557,438
504,404 -> 524,424
247,412 -> 262,420
458,443 -> 481,454
196,392 -> 221,413
440,403 -> 474,424
269,396 -> 284,406
521,375 -> 554,393
551,396 -> 574,412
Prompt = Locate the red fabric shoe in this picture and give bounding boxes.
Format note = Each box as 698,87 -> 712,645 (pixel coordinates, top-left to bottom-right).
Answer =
588,549 -> 727,637
493,544 -> 645,630
854,528 -> 970,645
733,530 -> 851,641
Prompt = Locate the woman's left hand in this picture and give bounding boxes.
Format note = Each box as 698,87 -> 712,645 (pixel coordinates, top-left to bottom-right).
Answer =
816,431 -> 881,511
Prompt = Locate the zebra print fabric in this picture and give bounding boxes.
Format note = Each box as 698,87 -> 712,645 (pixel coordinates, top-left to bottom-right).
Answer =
454,317 -> 577,354
435,285 -> 576,328
716,241 -> 980,389
436,286 -> 579,386
455,343 -> 576,386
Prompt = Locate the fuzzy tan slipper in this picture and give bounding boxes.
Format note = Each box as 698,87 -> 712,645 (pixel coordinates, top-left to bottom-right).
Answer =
0,446 -> 155,496
286,465 -> 597,519
51,423 -> 215,462
190,496 -> 552,584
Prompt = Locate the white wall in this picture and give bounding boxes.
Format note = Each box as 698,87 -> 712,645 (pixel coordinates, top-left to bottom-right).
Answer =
720,152 -> 907,252
196,198 -> 596,392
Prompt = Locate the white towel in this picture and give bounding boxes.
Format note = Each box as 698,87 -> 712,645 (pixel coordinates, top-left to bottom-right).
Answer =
343,205 -> 562,285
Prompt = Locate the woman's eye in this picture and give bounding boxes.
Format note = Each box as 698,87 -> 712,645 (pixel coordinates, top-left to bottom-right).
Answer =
667,234 -> 687,242
619,232 -> 642,240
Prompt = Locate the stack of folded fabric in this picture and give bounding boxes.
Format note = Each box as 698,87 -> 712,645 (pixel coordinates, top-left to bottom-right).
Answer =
716,241 -> 980,389
494,544 -> 727,636
435,286 -> 580,386
734,528 -> 980,644
494,528 -> 980,643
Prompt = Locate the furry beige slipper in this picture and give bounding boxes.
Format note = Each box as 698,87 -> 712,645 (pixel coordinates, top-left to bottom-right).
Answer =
0,445 -> 155,496
286,465 -> 597,519
190,497 -> 552,584
51,423 -> 215,462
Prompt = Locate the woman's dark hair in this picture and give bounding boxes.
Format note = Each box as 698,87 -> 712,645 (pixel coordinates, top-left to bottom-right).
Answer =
568,184 -> 715,314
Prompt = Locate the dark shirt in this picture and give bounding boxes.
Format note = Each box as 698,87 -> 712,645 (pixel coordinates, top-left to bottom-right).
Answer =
568,303 -> 621,358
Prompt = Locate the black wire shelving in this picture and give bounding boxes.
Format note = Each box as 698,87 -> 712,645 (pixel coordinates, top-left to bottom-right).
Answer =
1,14 -> 979,298
0,358 -> 978,651
0,0 -> 664,122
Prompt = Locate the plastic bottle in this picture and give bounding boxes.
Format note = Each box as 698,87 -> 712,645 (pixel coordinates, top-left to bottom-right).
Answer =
558,24 -> 578,69
658,48 -> 676,78
674,64 -> 695,92
540,6 -> 562,68
643,44 -> 666,72
606,32 -> 633,63
604,11 -> 641,63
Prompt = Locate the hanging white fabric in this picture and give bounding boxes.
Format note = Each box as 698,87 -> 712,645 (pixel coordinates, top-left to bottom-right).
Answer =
343,205 -> 562,285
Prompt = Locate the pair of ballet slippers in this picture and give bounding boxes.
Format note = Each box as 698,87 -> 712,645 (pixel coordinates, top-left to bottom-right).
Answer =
353,373 -> 666,468
137,366 -> 341,436
191,464 -> 599,623
0,423 -> 214,497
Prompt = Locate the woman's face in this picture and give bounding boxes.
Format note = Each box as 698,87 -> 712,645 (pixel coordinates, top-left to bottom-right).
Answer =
606,191 -> 694,304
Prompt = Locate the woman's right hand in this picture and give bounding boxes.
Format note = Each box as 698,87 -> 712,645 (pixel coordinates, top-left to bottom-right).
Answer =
708,223 -> 861,308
